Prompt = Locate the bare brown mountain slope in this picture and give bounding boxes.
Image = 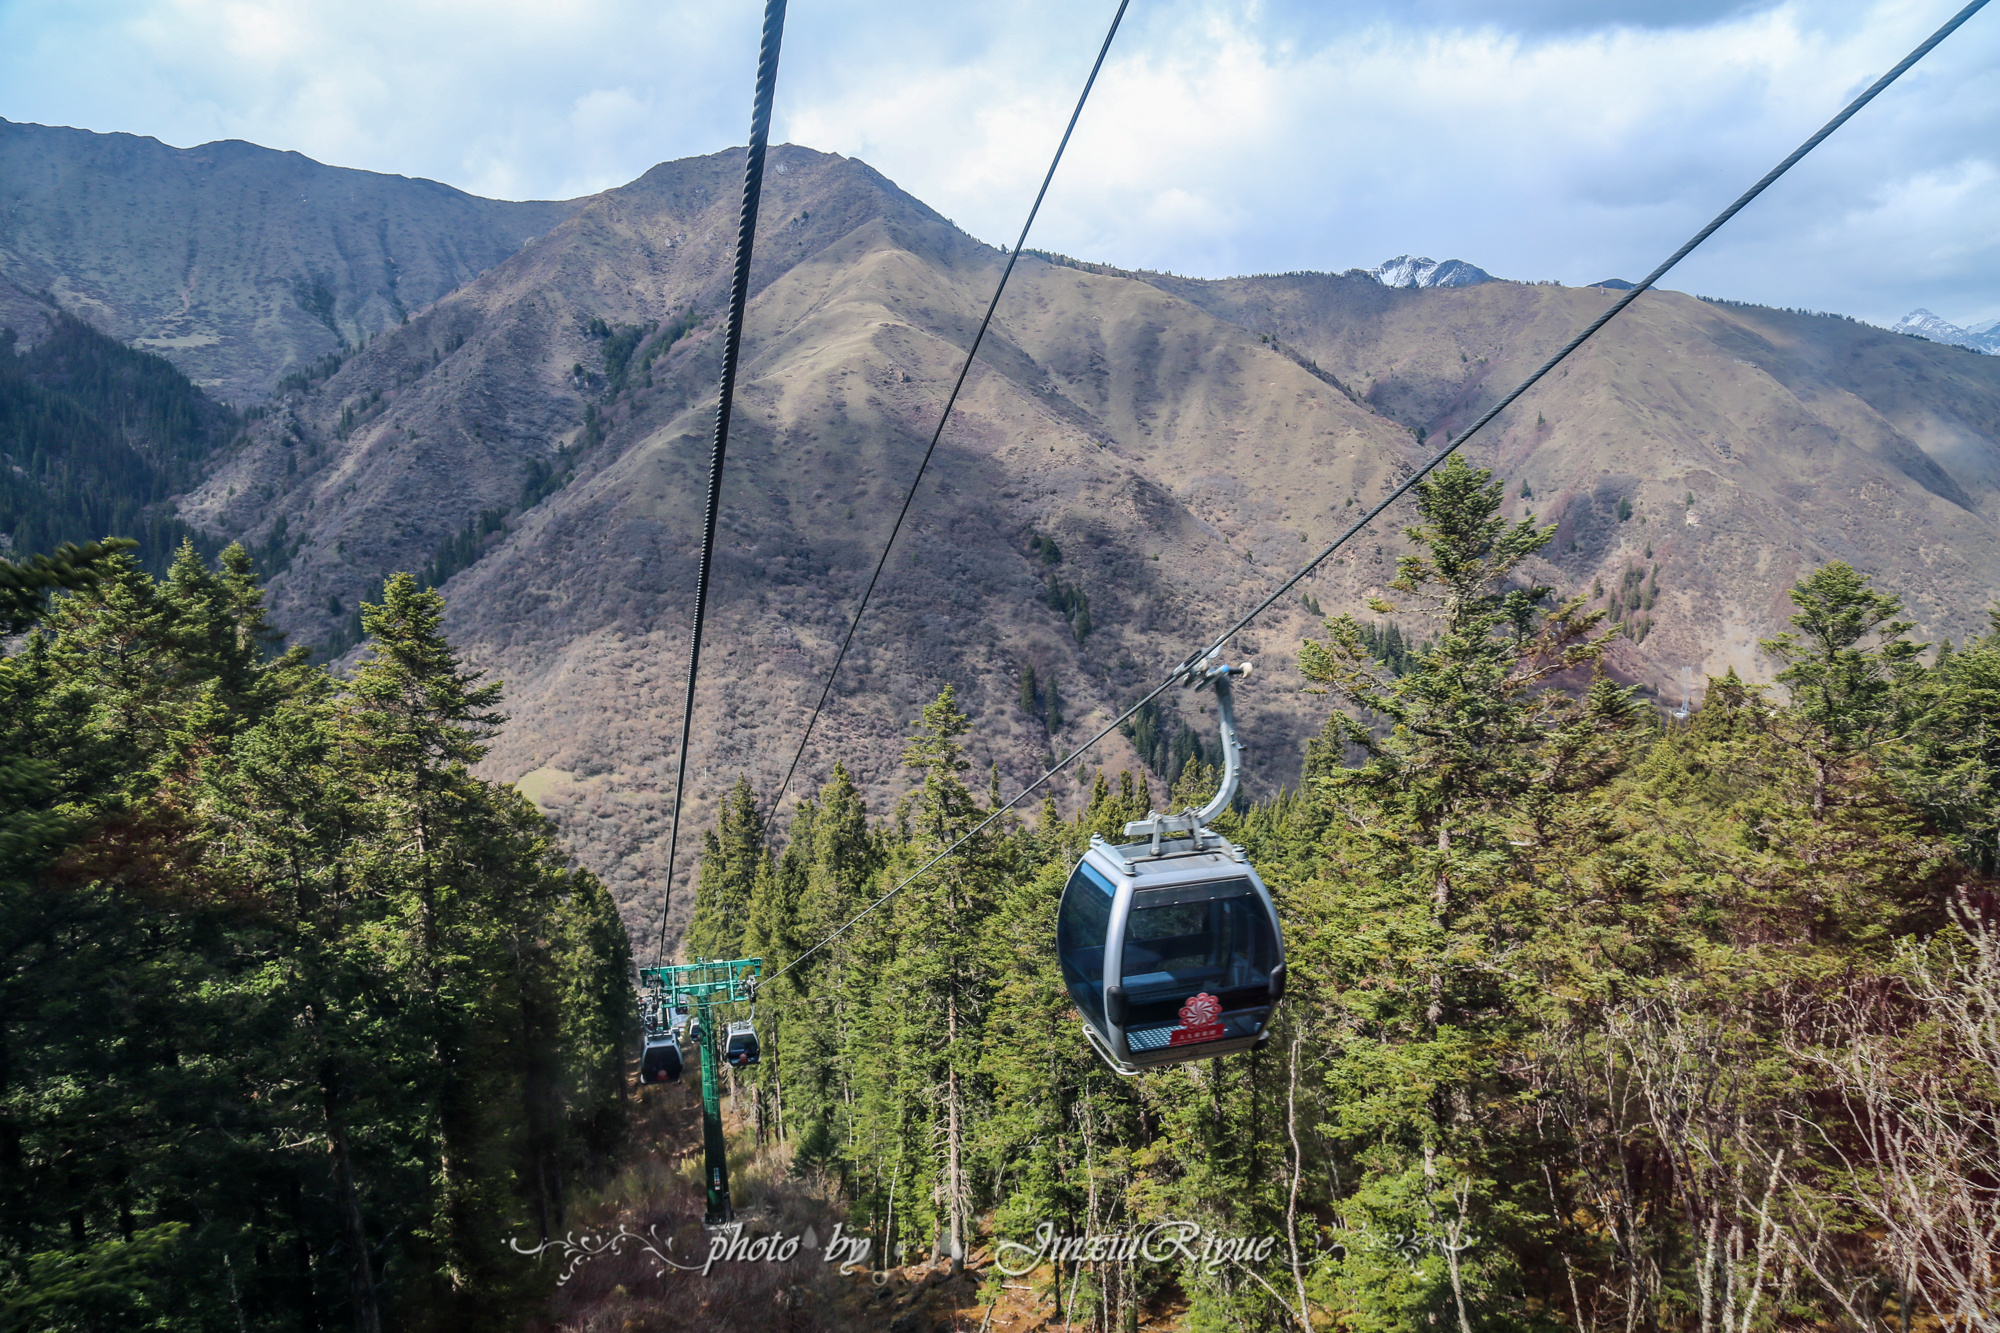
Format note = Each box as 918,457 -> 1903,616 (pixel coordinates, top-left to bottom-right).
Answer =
0,119 -> 579,400
1154,270 -> 2000,686
178,145 -> 1433,942
169,144 -> 2000,945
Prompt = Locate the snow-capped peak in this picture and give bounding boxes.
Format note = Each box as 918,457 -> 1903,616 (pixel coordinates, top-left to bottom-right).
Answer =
1895,308 -> 1964,340
1893,308 -> 2000,353
1371,255 -> 1495,289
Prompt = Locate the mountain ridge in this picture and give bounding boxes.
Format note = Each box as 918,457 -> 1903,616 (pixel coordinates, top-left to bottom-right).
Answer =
0,118 -> 582,401
6,122 -> 1999,947
169,143 -> 1446,937
181,144 -> 2000,944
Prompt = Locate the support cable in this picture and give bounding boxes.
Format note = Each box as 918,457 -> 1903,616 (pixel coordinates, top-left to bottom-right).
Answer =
653,0 -> 789,968
764,0 -> 1133,825
762,0 -> 1988,986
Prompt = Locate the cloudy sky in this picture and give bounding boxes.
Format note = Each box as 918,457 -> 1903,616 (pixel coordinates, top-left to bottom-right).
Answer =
2,0 -> 1995,329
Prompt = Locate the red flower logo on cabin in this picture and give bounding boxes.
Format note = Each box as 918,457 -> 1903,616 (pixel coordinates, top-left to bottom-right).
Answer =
1168,992 -> 1226,1046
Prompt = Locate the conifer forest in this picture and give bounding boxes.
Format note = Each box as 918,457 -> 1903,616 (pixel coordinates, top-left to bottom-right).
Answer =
8,451 -> 2000,1331
7,0 -> 2000,1310
0,544 -> 634,1332
682,457 -> 2000,1332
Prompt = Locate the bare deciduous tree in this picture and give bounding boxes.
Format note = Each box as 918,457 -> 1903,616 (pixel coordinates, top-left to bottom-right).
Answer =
1608,991 -> 1800,1333
1787,897 -> 2000,1332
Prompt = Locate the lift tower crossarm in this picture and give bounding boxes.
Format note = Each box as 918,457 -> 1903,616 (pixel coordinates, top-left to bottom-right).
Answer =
639,958 -> 762,1003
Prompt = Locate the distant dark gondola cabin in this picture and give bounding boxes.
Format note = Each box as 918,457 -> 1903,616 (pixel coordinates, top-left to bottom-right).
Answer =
640,1033 -> 684,1084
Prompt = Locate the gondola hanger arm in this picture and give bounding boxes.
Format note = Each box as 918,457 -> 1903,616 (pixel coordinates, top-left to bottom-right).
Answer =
1127,654 -> 1253,849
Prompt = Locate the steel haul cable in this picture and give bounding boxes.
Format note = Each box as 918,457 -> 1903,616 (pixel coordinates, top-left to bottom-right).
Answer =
762,0 -> 1991,987
652,0 -> 789,968
763,0 -> 1133,825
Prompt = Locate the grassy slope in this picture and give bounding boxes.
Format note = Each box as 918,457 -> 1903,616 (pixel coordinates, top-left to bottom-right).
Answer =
552,1070 -> 1187,1333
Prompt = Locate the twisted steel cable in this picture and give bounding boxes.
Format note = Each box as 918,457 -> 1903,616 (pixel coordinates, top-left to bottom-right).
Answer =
653,0 -> 789,968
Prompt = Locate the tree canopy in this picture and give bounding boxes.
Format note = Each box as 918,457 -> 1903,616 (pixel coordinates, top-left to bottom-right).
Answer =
681,454 -> 2000,1331
0,543 -> 632,1333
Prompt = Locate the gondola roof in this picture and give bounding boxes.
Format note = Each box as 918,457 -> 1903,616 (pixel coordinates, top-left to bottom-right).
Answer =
1088,833 -> 1250,879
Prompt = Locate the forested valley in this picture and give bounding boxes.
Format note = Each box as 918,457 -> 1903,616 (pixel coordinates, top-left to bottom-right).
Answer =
6,84 -> 2000,1333
7,453 -> 2000,1333
679,456 -> 2000,1332
0,315 -> 240,576
0,543 -> 635,1332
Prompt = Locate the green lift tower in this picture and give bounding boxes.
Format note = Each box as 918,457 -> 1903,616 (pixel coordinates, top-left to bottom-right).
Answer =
638,957 -> 761,1225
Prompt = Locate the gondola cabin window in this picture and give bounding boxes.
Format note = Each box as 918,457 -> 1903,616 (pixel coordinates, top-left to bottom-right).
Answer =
1058,860 -> 1116,1028
1120,884 -> 1278,1030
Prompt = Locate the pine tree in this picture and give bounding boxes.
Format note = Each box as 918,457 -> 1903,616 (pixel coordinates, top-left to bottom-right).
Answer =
685,776 -> 767,961
744,800 -> 813,1142
554,868 -> 636,1168
202,674 -> 397,1333
0,538 -> 133,631
40,546 -> 189,792
777,765 -> 876,1176
1294,453 -> 1638,1326
1895,618 -> 2000,873
163,538 -> 268,714
792,764 -> 876,982
1762,560 -> 1923,816
871,687 -> 996,1271
339,573 -> 531,1325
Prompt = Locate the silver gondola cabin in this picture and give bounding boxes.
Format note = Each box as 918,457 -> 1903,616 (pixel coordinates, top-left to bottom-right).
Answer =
1057,658 -> 1286,1075
723,1019 -> 761,1068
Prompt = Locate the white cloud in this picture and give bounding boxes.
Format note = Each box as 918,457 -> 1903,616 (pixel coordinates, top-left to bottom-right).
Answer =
1,0 -> 756,198
1,0 -> 1995,327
